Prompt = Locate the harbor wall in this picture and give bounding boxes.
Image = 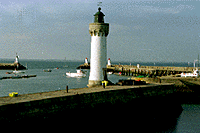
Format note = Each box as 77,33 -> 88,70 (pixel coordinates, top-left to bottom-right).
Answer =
113,64 -> 197,71
77,63 -> 196,77
110,65 -> 199,77
0,63 -> 26,70
0,84 -> 181,126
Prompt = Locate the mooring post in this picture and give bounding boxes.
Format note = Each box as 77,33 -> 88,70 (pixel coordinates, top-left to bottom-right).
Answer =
102,82 -> 105,89
135,69 -> 136,76
129,69 -> 130,76
66,86 -> 68,93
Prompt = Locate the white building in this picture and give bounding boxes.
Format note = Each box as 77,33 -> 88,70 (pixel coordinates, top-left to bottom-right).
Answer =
181,68 -> 199,78
88,7 -> 109,87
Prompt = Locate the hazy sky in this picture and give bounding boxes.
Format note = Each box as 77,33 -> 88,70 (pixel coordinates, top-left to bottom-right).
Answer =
0,0 -> 200,62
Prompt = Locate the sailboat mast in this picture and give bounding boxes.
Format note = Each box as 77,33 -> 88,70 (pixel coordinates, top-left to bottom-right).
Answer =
198,54 -> 199,67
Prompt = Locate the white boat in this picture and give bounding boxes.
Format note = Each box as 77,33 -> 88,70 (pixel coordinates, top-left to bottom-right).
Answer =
13,70 -> 25,74
107,71 -> 113,75
181,68 -> 199,78
66,70 -> 86,77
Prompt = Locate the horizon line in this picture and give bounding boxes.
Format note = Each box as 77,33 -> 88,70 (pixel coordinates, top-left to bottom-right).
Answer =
0,58 -> 196,64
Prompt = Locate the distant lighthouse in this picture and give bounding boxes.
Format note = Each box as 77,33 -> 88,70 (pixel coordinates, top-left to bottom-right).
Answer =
108,58 -> 111,66
88,7 -> 109,87
14,53 -> 19,64
84,57 -> 88,65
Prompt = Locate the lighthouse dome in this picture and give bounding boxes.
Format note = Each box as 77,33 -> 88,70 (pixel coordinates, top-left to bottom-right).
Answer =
94,7 -> 105,23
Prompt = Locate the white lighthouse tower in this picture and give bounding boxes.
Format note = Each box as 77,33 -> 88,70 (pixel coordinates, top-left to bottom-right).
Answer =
14,53 -> 19,64
108,58 -> 111,66
88,7 -> 109,87
84,57 -> 88,65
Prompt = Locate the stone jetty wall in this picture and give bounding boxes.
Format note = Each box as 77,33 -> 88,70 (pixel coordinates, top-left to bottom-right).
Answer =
109,65 -> 198,77
0,84 -> 176,122
0,63 -> 26,70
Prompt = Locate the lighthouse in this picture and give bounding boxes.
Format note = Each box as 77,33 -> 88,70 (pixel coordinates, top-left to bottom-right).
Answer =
108,58 -> 111,66
88,7 -> 109,87
84,57 -> 88,65
14,53 -> 19,64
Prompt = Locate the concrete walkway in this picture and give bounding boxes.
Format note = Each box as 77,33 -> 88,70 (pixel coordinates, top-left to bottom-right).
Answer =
0,84 -> 172,106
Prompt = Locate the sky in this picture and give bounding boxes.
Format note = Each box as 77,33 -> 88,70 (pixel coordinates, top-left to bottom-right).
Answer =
0,0 -> 200,63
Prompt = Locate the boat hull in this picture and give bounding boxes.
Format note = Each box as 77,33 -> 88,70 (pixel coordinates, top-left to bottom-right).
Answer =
13,70 -> 25,74
66,73 -> 86,77
43,69 -> 52,72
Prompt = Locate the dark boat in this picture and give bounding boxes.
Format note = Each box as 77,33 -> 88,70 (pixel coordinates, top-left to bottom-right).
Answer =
22,75 -> 37,78
11,75 -> 22,79
43,69 -> 52,72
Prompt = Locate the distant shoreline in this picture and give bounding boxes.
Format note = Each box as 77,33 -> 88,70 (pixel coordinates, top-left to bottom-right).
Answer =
0,58 -> 197,67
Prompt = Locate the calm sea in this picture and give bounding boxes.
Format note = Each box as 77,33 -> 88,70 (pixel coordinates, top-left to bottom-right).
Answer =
0,59 -> 199,132
0,59 -> 193,97
0,59 -> 132,97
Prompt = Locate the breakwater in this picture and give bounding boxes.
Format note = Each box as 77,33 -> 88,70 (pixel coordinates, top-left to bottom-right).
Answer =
76,63 -> 90,69
76,63 -> 196,77
0,83 -> 183,131
1,75 -> 36,80
0,63 -> 26,70
109,64 -> 197,77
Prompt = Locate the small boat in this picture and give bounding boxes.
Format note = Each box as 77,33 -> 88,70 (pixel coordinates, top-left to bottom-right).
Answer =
66,70 -> 86,77
22,75 -> 37,78
21,75 -> 29,78
107,71 -> 113,75
6,72 -> 13,74
43,69 -> 52,72
181,68 -> 199,78
13,70 -> 25,74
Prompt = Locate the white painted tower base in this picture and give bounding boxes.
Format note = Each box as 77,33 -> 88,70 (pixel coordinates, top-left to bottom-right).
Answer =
88,35 -> 107,87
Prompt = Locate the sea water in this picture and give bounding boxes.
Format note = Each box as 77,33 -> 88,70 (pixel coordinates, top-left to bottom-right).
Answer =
0,59 -> 200,132
0,59 -> 131,97
0,59 -> 197,96
0,59 -> 194,97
